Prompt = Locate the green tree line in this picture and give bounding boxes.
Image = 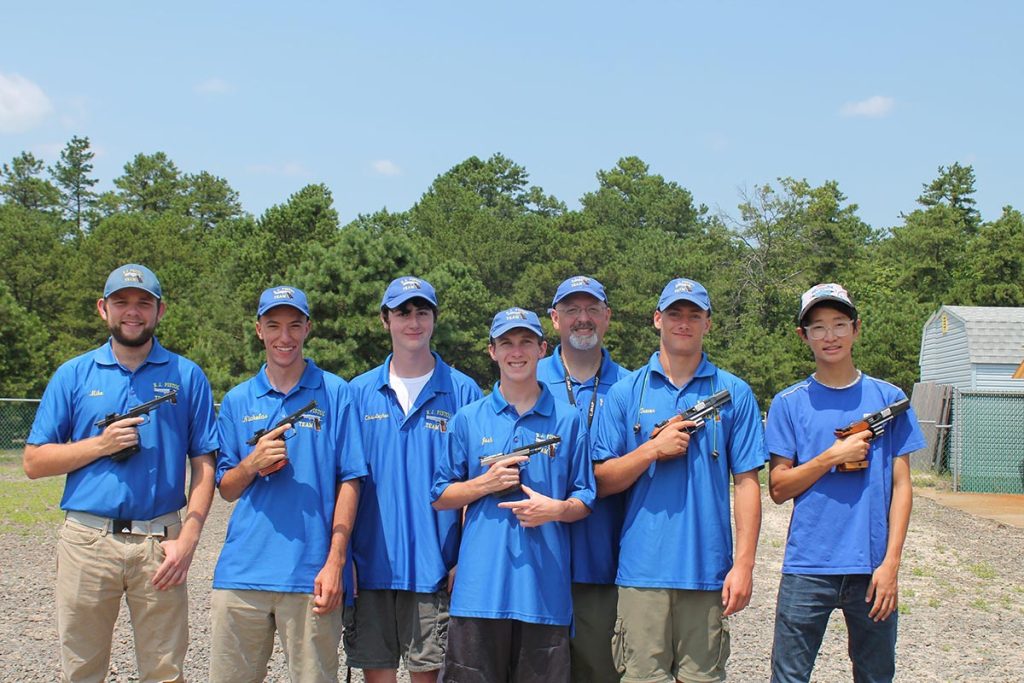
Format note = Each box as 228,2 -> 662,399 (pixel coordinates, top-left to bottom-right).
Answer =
2,137 -> 1021,405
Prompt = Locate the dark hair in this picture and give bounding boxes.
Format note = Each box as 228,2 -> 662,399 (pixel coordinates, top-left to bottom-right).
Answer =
381,297 -> 438,323
799,301 -> 858,329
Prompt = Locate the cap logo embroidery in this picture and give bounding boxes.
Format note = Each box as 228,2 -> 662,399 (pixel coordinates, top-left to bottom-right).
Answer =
570,276 -> 590,288
122,268 -> 144,283
675,280 -> 694,293
272,287 -> 295,300
401,278 -> 422,290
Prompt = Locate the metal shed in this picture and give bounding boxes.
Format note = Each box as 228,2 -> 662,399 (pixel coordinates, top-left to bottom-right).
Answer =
917,306 -> 1024,493
919,305 -> 1024,390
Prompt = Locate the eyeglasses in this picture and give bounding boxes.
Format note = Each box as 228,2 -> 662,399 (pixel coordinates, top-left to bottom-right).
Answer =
556,305 -> 606,318
805,321 -> 855,340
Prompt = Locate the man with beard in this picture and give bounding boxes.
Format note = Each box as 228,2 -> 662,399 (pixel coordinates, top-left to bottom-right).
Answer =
538,276 -> 629,683
24,264 -> 218,683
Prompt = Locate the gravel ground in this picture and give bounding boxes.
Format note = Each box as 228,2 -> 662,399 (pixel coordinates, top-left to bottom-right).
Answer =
2,489 -> 1022,682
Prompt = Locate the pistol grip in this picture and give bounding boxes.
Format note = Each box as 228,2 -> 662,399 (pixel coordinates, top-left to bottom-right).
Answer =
837,460 -> 869,473
110,444 -> 141,463
258,458 -> 288,477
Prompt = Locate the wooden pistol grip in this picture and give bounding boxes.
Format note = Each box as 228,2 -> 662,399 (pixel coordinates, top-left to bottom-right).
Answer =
258,457 -> 288,477
836,460 -> 869,472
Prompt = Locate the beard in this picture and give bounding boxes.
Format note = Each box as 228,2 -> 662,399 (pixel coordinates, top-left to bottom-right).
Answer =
108,320 -> 157,348
567,330 -> 600,351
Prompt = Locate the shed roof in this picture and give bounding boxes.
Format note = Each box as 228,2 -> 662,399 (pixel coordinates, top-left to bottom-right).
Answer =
936,306 -> 1024,364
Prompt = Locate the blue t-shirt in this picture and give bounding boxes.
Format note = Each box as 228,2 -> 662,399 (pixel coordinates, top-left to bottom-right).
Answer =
591,352 -> 767,591
765,373 -> 925,575
538,345 -> 629,584
213,360 -> 367,594
27,338 -> 218,520
349,353 -> 482,593
430,384 -> 595,626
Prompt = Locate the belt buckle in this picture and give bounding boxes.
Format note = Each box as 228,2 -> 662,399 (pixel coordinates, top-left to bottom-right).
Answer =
113,518 -> 133,534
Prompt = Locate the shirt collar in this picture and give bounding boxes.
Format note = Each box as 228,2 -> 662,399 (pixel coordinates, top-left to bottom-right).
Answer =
254,359 -> 322,397
550,345 -> 614,384
375,352 -> 450,393
94,337 -> 171,368
487,381 -> 555,417
647,351 -> 715,382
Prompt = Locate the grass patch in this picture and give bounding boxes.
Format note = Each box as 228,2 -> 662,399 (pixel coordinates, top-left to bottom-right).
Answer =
0,460 -> 64,533
968,562 -> 997,580
911,469 -> 951,489
903,588 -> 916,598
770,538 -> 782,548
898,603 -> 911,615
928,597 -> 940,608
910,566 -> 931,578
970,598 -> 990,612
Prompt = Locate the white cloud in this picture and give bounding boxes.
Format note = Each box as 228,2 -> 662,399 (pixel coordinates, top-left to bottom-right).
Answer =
839,95 -> 895,119
195,78 -> 233,95
0,72 -> 53,133
371,159 -> 401,176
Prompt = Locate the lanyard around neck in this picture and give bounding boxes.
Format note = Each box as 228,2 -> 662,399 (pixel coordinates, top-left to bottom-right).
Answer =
561,350 -> 600,428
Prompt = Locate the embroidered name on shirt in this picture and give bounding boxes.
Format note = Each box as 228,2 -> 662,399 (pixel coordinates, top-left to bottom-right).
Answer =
640,408 -> 656,414
480,437 -> 493,445
89,390 -> 104,397
364,413 -> 388,421
242,413 -> 269,423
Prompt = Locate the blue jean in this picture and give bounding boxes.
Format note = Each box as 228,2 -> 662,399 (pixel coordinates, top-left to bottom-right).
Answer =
771,573 -> 897,683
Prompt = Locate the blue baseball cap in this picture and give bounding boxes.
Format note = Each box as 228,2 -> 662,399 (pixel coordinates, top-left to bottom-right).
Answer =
257,286 -> 310,318
551,275 -> 608,308
490,307 -> 545,339
381,276 -> 439,309
658,278 -> 711,312
104,264 -> 162,300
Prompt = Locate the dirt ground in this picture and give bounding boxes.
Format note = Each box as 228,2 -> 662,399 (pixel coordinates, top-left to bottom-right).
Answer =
1,486 -> 1022,682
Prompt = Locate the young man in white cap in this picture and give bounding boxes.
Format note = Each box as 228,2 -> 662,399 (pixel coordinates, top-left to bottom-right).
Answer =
24,263 -> 218,682
431,307 -> 595,682
345,276 -> 482,683
210,285 -> 366,682
591,278 -> 766,683
538,276 -> 629,683
766,283 -> 924,683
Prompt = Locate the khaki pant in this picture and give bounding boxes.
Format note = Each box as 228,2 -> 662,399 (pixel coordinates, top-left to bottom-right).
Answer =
615,587 -> 730,683
56,518 -> 187,683
571,583 -> 621,683
210,588 -> 344,683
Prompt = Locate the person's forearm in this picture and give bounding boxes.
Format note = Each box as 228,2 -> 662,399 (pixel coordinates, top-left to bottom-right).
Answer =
218,456 -> 259,502
881,457 -> 913,569
732,472 -> 762,568
594,444 -> 657,496
433,479 -> 487,510
179,454 -> 215,546
326,479 -> 360,564
558,497 -> 590,523
23,440 -> 108,479
768,452 -> 837,503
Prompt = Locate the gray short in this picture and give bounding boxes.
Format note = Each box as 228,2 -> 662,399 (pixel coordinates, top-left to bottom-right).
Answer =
343,588 -> 449,672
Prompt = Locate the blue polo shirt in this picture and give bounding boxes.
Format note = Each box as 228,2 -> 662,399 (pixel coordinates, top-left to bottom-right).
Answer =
349,353 -> 482,593
430,384 -> 595,626
538,346 -> 629,584
765,374 -> 925,575
27,338 -> 218,520
591,352 -> 767,591
213,360 -> 367,594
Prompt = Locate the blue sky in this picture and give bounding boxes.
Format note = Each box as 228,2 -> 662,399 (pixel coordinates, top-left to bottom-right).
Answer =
2,2 -> 1020,229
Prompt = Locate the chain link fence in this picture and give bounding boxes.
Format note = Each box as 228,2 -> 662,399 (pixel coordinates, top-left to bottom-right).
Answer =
0,399 -> 39,455
951,390 -> 1024,494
